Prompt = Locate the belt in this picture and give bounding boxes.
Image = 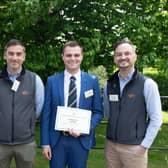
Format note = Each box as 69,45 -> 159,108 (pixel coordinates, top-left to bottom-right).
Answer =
61,131 -> 70,136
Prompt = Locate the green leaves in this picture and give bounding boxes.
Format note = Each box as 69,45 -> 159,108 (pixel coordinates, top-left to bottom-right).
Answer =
0,0 -> 168,80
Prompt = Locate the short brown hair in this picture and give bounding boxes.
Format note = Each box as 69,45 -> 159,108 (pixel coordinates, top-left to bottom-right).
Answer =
62,41 -> 83,54
113,38 -> 136,51
4,39 -> 25,52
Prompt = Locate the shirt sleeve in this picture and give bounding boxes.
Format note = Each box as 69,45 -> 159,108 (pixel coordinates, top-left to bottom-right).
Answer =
35,75 -> 45,119
141,78 -> 163,148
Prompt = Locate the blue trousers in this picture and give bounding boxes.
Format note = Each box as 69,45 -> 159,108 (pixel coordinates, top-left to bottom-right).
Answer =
50,135 -> 89,168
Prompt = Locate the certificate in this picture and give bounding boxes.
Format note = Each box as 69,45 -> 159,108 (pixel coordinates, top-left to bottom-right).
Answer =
55,106 -> 91,134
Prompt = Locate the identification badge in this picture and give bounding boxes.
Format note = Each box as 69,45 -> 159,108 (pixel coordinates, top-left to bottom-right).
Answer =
109,94 -> 119,102
11,80 -> 20,92
84,89 -> 94,98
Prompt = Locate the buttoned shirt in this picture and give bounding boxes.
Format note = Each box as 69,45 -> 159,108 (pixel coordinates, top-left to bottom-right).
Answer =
118,71 -> 134,96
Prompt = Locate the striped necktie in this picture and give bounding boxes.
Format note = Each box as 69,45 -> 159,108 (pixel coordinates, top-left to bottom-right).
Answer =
67,76 -> 77,107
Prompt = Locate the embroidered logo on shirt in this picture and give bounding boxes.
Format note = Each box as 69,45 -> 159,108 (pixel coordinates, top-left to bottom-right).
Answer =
127,93 -> 136,98
22,91 -> 30,95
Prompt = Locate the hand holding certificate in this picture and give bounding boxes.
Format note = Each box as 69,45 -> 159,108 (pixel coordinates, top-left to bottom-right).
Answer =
55,106 -> 91,134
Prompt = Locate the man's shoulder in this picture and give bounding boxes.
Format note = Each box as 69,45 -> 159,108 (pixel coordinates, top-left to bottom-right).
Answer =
81,71 -> 97,80
25,69 -> 36,77
144,77 -> 158,87
137,72 -> 150,82
47,71 -> 64,80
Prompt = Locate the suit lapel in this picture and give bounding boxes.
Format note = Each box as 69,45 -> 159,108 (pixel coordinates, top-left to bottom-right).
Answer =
79,71 -> 86,108
58,72 -> 65,106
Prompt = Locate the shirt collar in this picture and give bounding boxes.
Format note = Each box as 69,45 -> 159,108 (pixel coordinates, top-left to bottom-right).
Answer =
7,68 -> 22,78
64,69 -> 81,80
118,69 -> 135,82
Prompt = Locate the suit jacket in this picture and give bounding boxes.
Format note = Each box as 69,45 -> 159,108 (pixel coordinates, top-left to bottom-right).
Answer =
40,71 -> 103,150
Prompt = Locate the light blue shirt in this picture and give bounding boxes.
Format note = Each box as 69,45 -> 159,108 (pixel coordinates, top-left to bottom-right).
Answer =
8,71 -> 44,119
104,70 -> 162,148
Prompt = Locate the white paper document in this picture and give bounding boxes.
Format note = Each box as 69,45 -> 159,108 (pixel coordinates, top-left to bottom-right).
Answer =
55,106 -> 91,134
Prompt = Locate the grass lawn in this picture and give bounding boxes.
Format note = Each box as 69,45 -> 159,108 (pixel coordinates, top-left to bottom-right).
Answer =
10,112 -> 168,168
18,145 -> 165,168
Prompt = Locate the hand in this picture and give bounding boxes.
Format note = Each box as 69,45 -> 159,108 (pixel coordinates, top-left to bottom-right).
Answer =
68,129 -> 82,138
42,146 -> 52,160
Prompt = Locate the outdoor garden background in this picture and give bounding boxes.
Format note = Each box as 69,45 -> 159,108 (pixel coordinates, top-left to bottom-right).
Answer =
0,0 -> 168,167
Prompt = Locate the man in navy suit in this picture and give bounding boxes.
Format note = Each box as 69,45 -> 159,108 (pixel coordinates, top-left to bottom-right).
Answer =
40,41 -> 103,168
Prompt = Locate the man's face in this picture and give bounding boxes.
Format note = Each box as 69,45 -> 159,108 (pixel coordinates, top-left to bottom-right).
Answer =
114,43 -> 137,70
62,46 -> 83,74
4,45 -> 25,73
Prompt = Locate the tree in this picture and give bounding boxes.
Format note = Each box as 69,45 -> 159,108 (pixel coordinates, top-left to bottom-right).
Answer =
0,0 -> 167,80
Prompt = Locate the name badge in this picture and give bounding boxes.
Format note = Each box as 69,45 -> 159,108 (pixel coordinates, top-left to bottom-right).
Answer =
11,80 -> 20,92
84,89 -> 94,98
109,94 -> 119,102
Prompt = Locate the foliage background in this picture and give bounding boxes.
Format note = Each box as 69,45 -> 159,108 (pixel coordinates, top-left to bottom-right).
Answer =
0,0 -> 168,88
